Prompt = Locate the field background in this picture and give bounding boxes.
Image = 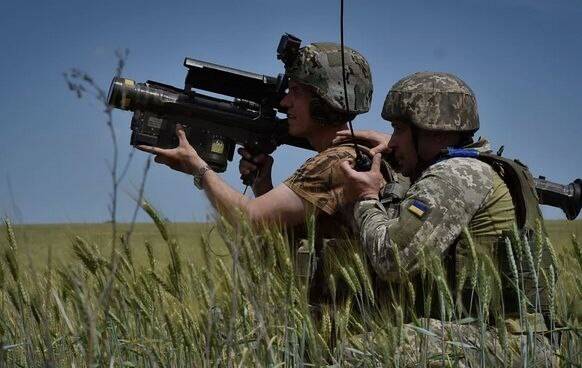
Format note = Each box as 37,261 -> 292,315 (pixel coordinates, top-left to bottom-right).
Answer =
1,222 -> 225,269
2,220 -> 580,268
1,218 -> 580,366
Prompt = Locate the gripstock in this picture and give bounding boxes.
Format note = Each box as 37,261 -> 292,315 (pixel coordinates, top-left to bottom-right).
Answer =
107,34 -> 308,185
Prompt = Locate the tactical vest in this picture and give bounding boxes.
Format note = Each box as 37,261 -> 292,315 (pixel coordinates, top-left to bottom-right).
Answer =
441,148 -> 554,328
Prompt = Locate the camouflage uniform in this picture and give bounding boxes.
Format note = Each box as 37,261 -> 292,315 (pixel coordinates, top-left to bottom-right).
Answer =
351,72 -> 556,366
285,144 -> 357,217
355,72 -> 511,282
354,139 -> 514,282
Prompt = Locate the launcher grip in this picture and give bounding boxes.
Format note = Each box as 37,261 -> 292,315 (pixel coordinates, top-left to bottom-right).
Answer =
239,146 -> 272,187
241,172 -> 256,187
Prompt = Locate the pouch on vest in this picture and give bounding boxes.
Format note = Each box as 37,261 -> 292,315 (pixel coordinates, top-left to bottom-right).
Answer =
296,239 -> 316,288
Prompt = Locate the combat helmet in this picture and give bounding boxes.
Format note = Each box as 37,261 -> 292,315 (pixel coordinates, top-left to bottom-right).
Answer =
285,43 -> 373,115
381,72 -> 479,132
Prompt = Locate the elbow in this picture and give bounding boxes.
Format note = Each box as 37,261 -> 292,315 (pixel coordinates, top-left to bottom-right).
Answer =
359,230 -> 414,282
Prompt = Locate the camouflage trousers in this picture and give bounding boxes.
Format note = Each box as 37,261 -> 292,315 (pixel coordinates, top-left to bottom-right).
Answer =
345,318 -> 557,367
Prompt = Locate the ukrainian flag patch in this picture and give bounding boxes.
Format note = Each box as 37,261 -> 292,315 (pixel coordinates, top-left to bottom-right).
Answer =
408,199 -> 429,218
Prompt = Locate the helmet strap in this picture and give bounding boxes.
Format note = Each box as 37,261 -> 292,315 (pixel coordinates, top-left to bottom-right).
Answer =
410,125 -> 426,179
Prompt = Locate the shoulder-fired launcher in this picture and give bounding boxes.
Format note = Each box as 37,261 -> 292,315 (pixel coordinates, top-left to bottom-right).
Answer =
106,33 -> 580,220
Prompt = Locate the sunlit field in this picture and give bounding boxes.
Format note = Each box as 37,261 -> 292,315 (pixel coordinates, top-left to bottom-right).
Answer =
4,220 -> 579,268
1,213 -> 580,366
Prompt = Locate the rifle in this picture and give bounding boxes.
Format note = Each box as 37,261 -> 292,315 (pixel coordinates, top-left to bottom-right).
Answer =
107,33 -> 308,185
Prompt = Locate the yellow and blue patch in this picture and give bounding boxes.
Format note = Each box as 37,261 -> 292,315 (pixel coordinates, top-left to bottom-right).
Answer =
408,199 -> 429,219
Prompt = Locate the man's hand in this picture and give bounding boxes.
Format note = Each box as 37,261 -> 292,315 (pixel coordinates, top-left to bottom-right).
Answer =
238,147 -> 274,196
340,153 -> 384,201
136,124 -> 207,174
333,129 -> 392,156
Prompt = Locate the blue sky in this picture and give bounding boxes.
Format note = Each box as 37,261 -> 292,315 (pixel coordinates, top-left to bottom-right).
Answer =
1,0 -> 581,223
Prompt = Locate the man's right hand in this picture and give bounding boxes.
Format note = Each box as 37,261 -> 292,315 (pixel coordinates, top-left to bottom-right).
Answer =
238,147 -> 274,196
340,153 -> 384,202
333,130 -> 392,156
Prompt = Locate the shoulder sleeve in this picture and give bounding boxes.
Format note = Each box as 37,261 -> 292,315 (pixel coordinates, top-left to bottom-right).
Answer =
284,146 -> 356,215
355,158 -> 495,281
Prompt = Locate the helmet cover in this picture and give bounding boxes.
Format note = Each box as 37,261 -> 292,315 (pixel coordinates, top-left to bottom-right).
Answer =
286,42 -> 373,115
382,72 -> 479,131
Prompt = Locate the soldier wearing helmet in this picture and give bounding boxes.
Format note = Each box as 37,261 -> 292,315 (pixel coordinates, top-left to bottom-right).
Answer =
237,42 -> 388,304
137,39 -> 376,268
234,42 -> 375,219
340,72 -> 555,365
137,39 -> 382,309
341,71 -> 515,280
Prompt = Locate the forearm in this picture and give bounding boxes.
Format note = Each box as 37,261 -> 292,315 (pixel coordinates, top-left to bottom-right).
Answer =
201,170 -> 251,221
200,170 -> 306,227
354,199 -> 409,281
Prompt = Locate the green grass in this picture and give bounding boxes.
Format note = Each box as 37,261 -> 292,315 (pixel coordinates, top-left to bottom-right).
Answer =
545,219 -> 582,245
3,220 -> 578,268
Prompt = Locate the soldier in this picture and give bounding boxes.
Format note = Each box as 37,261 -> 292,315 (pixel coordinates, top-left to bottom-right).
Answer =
137,43 -> 377,304
340,72 -> 556,366
137,42 -> 372,228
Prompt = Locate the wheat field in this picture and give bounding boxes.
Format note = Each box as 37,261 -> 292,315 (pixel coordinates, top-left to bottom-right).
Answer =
0,210 -> 580,367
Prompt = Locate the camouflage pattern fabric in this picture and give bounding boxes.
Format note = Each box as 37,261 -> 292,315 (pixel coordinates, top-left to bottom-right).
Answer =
284,145 -> 359,216
346,318 -> 556,367
352,139 -> 515,282
286,43 -> 373,114
286,145 -> 404,307
381,72 -> 479,132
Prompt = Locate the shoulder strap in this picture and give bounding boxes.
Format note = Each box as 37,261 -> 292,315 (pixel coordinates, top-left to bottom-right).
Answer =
478,153 -> 543,231
440,148 -> 543,230
442,148 -> 553,326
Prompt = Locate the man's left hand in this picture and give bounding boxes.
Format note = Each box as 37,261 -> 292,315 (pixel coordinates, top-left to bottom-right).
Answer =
340,153 -> 384,201
136,124 -> 207,174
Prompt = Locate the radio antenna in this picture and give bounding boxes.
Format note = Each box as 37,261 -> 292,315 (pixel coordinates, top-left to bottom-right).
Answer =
340,0 -> 371,171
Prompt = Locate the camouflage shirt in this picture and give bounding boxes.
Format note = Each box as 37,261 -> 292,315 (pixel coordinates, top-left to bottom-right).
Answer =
284,144 -> 356,219
353,139 -> 515,281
